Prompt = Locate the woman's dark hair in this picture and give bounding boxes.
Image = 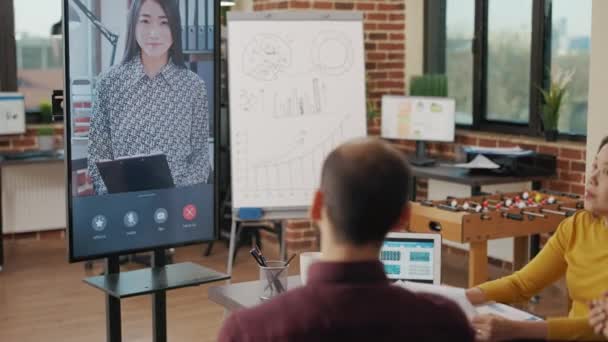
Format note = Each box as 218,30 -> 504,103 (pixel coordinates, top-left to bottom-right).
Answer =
600,136 -> 608,153
122,0 -> 185,68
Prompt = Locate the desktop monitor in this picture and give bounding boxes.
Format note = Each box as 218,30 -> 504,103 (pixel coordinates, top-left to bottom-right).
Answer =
63,0 -> 219,262
381,95 -> 455,166
380,232 -> 442,284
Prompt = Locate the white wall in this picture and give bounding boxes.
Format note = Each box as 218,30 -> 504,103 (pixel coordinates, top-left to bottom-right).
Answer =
587,0 -> 608,171
404,0 -> 424,93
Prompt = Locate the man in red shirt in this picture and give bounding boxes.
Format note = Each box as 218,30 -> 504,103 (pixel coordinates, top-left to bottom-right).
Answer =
219,138 -> 474,342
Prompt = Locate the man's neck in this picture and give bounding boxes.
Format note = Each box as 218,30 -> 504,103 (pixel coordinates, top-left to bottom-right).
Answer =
320,242 -> 380,263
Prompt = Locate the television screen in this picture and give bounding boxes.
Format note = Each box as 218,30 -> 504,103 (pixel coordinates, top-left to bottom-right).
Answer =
64,0 -> 218,261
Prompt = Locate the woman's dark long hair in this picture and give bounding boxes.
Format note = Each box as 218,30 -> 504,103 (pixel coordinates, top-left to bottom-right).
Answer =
122,0 -> 185,68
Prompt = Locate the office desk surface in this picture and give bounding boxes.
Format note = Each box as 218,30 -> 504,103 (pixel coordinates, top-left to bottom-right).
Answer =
410,163 -> 549,187
0,153 -> 63,166
209,276 -> 302,311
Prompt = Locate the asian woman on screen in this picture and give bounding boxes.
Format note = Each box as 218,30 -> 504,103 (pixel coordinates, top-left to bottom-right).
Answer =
88,0 -> 211,195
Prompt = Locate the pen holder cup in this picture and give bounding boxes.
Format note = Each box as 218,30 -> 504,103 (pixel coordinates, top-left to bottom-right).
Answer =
259,261 -> 289,301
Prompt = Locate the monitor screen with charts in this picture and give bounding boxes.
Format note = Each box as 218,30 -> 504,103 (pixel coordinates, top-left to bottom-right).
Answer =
380,232 -> 441,284
381,95 -> 455,142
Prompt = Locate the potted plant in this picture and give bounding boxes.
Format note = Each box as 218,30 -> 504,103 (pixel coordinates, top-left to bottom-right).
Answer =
37,126 -> 55,151
539,68 -> 574,142
39,101 -> 53,124
367,99 -> 380,126
410,74 -> 448,97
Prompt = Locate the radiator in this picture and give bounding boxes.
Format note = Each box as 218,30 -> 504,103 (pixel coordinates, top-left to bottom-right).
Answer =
2,162 -> 66,234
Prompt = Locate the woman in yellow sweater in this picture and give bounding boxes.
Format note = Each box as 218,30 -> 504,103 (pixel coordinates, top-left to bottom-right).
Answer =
466,135 -> 608,341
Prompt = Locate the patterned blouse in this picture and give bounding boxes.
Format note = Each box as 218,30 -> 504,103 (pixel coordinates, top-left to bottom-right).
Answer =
88,57 -> 211,194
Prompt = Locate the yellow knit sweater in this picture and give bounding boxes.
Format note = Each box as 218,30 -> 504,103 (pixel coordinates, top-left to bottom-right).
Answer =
478,210 -> 608,341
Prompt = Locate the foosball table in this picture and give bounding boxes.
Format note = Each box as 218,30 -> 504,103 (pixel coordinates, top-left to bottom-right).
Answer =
409,190 -> 583,287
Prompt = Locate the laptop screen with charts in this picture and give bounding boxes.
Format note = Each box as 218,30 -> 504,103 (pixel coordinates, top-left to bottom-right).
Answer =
380,232 -> 441,285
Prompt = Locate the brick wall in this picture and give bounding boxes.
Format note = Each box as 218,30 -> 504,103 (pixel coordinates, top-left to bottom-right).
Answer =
0,124 -> 64,153
252,0 -> 406,253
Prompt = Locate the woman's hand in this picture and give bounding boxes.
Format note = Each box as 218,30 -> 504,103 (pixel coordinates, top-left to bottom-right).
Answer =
472,314 -> 548,341
589,293 -> 608,338
466,287 -> 487,306
472,314 -> 515,341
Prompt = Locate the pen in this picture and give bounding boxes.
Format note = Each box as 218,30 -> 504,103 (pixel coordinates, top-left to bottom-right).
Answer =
254,246 -> 268,266
285,253 -> 296,266
250,249 -> 264,266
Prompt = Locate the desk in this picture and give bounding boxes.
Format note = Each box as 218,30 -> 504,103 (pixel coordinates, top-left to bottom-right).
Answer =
209,276 -> 302,311
409,163 -> 547,199
0,153 -> 64,271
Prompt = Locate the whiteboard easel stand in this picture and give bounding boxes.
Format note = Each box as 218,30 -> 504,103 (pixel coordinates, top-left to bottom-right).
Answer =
226,208 -> 309,278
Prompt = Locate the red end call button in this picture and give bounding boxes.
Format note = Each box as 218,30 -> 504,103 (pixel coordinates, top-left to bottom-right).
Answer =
182,204 -> 197,221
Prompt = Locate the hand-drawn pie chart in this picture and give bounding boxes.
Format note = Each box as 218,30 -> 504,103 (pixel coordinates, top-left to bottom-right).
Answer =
242,34 -> 292,81
311,31 -> 354,76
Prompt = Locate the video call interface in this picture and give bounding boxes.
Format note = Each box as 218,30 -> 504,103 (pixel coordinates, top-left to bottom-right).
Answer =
66,0 -> 216,260
380,239 -> 435,283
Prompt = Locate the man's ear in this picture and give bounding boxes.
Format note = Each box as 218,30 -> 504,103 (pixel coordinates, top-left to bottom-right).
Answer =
310,190 -> 323,221
391,204 -> 410,231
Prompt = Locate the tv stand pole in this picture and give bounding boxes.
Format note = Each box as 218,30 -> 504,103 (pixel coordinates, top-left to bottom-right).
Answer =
152,249 -> 167,342
105,256 -> 122,342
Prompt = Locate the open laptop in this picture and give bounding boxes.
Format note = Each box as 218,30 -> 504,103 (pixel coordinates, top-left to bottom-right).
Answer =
380,232 -> 442,285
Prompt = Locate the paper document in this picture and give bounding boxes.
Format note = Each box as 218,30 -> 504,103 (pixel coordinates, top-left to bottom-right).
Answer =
395,282 -> 544,321
395,281 -> 477,319
463,146 -> 534,156
450,154 -> 501,169
476,302 -> 542,321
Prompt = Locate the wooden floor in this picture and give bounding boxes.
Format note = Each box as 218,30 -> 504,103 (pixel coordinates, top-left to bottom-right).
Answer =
0,238 -> 569,341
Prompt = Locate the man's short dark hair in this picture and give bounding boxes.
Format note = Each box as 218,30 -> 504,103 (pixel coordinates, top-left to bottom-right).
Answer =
320,138 -> 411,245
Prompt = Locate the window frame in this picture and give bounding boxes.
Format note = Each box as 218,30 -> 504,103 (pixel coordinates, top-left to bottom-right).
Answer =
424,0 -> 587,141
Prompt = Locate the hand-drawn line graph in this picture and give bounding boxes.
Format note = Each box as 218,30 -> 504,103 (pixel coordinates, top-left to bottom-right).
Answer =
238,78 -> 327,118
233,115 -> 352,202
243,34 -> 292,81
311,31 -> 354,76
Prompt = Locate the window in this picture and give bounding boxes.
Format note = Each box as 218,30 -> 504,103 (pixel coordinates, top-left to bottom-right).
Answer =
551,0 -> 591,135
445,0 -> 475,125
426,0 -> 590,138
14,0 -> 63,112
486,0 -> 532,124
